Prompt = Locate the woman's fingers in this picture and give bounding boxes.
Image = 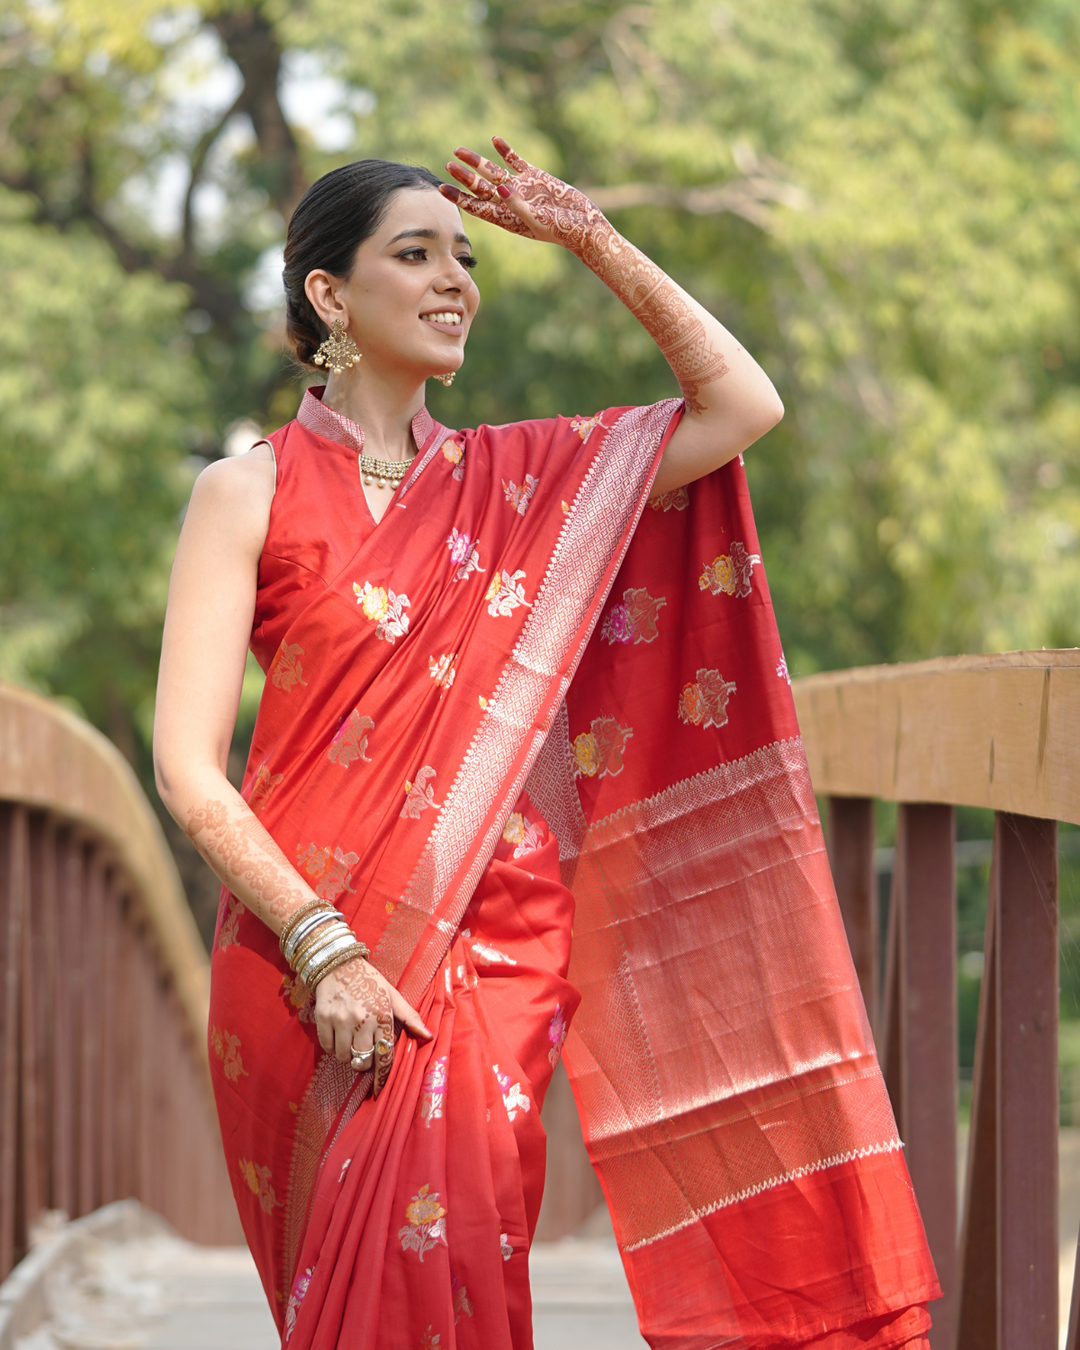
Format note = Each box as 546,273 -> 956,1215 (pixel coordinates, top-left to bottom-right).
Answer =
453,145 -> 513,185
446,160 -> 499,200
491,136 -> 530,174
388,987 -> 432,1039
439,184 -> 534,239
372,1005 -> 395,1097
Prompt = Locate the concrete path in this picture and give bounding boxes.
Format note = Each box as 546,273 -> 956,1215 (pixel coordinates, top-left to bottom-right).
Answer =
10,1227 -> 646,1349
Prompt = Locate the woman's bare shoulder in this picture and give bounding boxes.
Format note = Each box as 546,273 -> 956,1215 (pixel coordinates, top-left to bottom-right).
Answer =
185,444 -> 276,557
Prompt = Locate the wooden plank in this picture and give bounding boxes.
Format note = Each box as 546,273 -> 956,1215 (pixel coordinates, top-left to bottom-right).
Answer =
956,881 -> 999,1348
0,805 -> 28,1279
826,796 -> 879,1034
793,652 -> 1080,825
0,681 -> 209,1047
996,814 -> 1058,1350
898,805 -> 957,1350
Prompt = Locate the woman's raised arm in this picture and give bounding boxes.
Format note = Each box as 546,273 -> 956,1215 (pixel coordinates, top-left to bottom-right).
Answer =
442,138 -> 783,496
154,448 -> 428,1083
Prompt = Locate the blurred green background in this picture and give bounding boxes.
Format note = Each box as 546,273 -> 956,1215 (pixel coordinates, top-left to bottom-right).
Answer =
2,0 -> 1079,1092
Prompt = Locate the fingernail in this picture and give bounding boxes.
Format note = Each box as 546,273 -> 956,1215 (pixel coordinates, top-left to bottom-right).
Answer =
496,184 -> 512,199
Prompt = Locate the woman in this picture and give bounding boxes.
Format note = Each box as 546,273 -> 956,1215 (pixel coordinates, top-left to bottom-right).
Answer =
154,141 -> 938,1349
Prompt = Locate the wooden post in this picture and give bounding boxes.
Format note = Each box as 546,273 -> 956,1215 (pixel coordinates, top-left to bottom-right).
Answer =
880,804 -> 957,1350
957,813 -> 1058,1350
826,796 -> 879,1035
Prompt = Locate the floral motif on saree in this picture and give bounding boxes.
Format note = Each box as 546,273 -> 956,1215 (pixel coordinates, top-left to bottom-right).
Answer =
600,584 -> 667,645
572,715 -> 633,778
210,1026 -> 248,1081
677,666 -> 738,729
398,1185 -> 448,1262
327,710 -> 374,767
699,538 -> 761,598
270,640 -> 307,692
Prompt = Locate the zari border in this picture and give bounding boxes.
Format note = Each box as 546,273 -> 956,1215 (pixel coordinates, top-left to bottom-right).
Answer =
375,399 -> 681,997
622,1138 -> 904,1252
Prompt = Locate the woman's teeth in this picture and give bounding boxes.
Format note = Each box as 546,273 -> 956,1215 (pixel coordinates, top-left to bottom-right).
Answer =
424,313 -> 460,325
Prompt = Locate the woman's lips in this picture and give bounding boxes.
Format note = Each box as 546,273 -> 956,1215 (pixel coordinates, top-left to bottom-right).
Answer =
421,311 -> 464,333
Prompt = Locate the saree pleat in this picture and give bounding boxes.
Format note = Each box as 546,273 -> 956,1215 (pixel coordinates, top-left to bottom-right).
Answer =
208,389 -> 936,1350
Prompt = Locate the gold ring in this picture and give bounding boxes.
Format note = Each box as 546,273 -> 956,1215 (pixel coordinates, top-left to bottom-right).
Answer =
375,1038 -> 392,1057
491,167 -> 509,185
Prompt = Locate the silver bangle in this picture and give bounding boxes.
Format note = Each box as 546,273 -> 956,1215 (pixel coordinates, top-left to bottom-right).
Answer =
299,933 -> 359,987
283,910 -> 338,964
292,921 -> 352,971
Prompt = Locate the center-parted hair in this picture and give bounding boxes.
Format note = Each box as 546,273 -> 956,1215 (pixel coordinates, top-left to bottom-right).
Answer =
282,160 -> 444,368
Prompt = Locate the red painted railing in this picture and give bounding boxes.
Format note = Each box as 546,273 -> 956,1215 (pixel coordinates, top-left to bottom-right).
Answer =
0,683 -> 240,1281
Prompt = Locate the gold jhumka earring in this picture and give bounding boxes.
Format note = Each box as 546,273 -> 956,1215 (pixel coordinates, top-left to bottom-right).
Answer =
434,372 -> 456,387
313,320 -> 361,374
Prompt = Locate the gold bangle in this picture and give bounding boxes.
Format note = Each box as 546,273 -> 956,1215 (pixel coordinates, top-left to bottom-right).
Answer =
279,899 -> 335,955
299,933 -> 359,986
306,942 -> 370,990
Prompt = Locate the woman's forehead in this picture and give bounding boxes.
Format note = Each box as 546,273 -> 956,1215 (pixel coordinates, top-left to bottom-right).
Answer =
375,188 -> 467,246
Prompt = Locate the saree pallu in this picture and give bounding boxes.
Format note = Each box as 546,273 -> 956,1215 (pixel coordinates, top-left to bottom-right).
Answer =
207,389 -> 938,1350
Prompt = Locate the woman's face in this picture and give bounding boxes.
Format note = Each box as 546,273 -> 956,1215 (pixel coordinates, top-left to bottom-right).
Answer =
307,186 -> 480,385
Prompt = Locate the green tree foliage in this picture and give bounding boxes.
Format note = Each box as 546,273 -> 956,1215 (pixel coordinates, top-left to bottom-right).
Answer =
2,0 -> 1080,762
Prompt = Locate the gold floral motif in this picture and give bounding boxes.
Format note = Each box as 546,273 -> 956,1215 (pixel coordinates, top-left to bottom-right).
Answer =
418,1055 -> 448,1129
648,486 -> 690,512
429,653 -> 457,691
548,1003 -> 568,1067
570,413 -> 605,441
280,973 -> 316,1023
398,1184 -> 448,1262
270,641 -> 307,692
502,473 -> 539,515
328,709 -> 374,767
698,540 -> 760,599
210,1026 -> 249,1082
677,667 -> 737,729
401,766 -> 441,819
218,894 -> 244,950
777,653 -> 791,684
296,843 -> 359,901
239,1157 -> 281,1213
572,716 -> 633,779
452,1279 -> 473,1324
420,1328 -> 441,1350
600,586 -> 667,645
246,764 -> 283,816
442,435 -> 465,480
353,581 -> 411,643
485,568 -> 531,617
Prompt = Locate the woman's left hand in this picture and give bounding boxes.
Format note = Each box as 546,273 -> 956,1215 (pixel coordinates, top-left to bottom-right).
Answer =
441,137 -> 613,264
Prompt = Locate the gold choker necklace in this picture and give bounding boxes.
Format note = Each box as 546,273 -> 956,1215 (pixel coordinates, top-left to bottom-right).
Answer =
360,453 -> 415,490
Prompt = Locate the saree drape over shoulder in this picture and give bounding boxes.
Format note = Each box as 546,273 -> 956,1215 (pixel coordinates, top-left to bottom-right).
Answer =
208,389 -> 938,1350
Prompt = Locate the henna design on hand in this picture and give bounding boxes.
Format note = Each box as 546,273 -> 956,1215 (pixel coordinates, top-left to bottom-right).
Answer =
444,139 -> 729,412
320,955 -> 397,1095
186,798 -> 309,926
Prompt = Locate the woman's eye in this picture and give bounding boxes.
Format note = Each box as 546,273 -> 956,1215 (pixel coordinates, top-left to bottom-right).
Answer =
398,248 -> 427,262
458,254 -> 478,270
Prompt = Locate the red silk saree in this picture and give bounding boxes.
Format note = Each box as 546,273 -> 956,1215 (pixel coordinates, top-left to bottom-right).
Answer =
207,388 -> 938,1350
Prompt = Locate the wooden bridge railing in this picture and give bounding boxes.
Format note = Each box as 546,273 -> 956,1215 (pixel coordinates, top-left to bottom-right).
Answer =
793,650 -> 1080,1350
0,682 -> 241,1282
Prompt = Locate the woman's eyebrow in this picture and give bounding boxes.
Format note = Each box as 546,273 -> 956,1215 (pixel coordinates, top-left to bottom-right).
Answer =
387,227 -> 473,248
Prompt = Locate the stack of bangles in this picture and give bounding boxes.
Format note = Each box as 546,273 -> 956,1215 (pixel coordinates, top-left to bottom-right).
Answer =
279,899 -> 370,989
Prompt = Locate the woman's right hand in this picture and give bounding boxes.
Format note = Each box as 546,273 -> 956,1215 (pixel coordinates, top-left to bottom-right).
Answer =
315,956 -> 431,1095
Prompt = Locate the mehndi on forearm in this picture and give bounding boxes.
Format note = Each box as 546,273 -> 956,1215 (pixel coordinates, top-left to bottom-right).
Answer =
185,793 -> 313,932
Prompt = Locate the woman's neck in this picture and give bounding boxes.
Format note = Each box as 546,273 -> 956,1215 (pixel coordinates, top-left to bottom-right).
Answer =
320,369 -> 427,462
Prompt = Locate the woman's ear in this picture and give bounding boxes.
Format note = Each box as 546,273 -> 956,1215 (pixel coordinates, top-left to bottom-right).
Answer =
304,269 -> 346,329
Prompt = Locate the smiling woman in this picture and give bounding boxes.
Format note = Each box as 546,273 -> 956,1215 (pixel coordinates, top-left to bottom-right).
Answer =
153,151 -> 936,1349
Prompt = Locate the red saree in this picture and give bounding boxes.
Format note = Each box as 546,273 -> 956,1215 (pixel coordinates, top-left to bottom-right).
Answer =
207,388 -> 938,1350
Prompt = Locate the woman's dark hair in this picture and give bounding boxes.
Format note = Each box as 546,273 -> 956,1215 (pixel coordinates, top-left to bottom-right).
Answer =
283,159 -> 444,367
